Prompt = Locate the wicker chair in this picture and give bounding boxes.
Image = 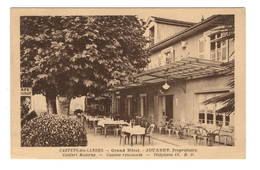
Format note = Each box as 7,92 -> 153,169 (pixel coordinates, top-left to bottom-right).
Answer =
194,126 -> 209,145
165,119 -> 175,136
216,127 -> 234,146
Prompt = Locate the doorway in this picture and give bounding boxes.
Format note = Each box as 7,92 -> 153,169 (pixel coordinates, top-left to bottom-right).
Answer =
165,95 -> 173,121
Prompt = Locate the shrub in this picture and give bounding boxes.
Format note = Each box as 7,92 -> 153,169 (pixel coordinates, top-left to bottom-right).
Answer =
21,111 -> 37,126
21,113 -> 87,147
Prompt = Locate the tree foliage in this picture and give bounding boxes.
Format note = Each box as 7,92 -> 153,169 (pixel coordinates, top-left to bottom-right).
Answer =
20,16 -> 149,98
203,59 -> 235,115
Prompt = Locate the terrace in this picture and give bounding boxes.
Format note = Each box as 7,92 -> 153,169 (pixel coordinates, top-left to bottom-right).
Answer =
83,114 -> 234,147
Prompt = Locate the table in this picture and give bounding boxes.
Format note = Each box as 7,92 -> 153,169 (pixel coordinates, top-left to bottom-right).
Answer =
98,119 -> 129,137
122,126 -> 146,146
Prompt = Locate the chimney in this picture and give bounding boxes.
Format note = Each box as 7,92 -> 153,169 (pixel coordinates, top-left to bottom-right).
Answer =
201,15 -> 205,22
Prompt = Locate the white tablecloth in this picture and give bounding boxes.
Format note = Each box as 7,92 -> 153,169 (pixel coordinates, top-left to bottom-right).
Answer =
98,119 -> 129,127
122,126 -> 146,135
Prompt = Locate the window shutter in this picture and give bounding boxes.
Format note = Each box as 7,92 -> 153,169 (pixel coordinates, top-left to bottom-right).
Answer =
204,36 -> 211,60
158,54 -> 162,66
198,37 -> 205,58
221,40 -> 227,61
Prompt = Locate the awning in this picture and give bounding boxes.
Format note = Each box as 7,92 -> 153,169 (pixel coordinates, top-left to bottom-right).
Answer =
112,57 -> 228,90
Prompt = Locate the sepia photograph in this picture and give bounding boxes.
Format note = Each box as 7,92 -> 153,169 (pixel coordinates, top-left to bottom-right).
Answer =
11,8 -> 245,159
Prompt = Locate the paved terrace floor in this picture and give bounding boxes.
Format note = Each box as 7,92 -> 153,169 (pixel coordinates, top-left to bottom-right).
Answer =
85,128 -> 229,148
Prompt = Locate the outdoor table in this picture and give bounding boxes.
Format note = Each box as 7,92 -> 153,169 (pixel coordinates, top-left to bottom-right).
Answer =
121,126 -> 146,146
98,119 -> 129,137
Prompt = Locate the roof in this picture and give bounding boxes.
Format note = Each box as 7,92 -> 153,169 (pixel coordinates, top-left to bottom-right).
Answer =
148,16 -> 196,27
112,57 -> 228,91
149,15 -> 234,53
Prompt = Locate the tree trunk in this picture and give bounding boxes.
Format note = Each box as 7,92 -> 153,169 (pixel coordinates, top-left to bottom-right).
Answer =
84,96 -> 88,112
46,95 -> 57,114
57,96 -> 71,115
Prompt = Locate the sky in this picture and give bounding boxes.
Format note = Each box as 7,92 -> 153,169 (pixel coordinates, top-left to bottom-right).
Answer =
134,8 -> 216,23
120,8 -> 237,24
14,8 -> 236,24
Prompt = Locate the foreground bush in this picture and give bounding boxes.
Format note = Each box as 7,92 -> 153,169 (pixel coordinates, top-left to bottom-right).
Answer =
21,111 -> 37,126
21,113 -> 87,147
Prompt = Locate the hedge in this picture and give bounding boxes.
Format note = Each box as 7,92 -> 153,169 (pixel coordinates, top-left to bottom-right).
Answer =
21,113 -> 87,147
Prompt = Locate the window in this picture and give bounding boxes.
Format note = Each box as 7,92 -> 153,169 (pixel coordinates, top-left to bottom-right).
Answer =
209,32 -> 228,62
165,50 -> 175,64
210,34 -> 215,40
197,92 -> 230,126
206,111 -> 214,124
160,47 -> 175,66
216,114 -> 224,126
210,42 -> 216,50
165,51 -> 171,64
210,42 -> 216,61
199,112 -> 205,123
225,115 -> 230,126
149,26 -> 155,46
216,32 -> 221,38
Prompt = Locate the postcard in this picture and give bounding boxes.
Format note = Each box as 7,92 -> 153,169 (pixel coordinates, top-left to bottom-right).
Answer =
11,8 -> 245,159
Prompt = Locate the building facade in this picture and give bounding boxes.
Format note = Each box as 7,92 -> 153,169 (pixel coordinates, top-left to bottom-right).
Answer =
111,15 -> 235,129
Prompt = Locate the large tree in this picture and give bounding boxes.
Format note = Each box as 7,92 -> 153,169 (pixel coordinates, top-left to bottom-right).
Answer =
21,16 -> 149,115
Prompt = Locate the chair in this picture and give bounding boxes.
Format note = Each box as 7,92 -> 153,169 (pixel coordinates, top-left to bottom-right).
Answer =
143,124 -> 155,144
119,131 -> 129,145
158,125 -> 166,134
93,120 -> 103,135
186,125 -> 195,137
174,125 -> 184,139
195,126 -> 209,145
165,119 -> 175,136
104,124 -> 118,137
166,127 -> 174,136
166,123 -> 175,136
88,120 -> 96,129
184,125 -> 198,144
182,126 -> 190,137
217,127 -> 234,146
158,120 -> 170,134
113,125 -> 121,136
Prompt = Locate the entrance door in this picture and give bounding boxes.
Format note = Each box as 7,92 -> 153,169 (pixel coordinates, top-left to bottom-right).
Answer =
165,95 -> 173,121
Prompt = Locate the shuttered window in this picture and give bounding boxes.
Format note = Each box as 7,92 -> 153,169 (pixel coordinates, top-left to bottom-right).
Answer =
160,47 -> 175,66
209,32 -> 228,62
